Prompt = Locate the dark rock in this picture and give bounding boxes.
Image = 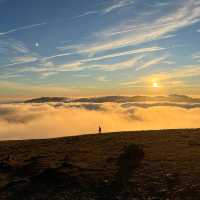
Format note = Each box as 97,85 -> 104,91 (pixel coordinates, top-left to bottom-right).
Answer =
0,161 -> 13,172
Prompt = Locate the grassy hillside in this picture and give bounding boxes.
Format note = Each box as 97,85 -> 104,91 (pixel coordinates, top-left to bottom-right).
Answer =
0,129 -> 199,199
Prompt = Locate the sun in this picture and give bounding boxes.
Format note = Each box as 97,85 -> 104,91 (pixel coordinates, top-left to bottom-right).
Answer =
152,82 -> 159,88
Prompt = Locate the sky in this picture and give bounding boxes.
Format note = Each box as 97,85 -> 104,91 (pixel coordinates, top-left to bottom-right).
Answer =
0,0 -> 200,98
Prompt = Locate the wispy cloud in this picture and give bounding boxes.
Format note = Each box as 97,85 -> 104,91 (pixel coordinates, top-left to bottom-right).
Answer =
147,1 -> 173,8
96,76 -> 110,82
38,47 -> 163,73
84,46 -> 164,62
123,64 -> 200,86
102,0 -> 134,14
3,46 -> 163,79
0,39 -> 29,54
55,61 -> 83,72
0,56 -> 38,68
0,1 -> 135,38
0,39 -> 41,71
39,71 -> 59,78
0,39 -> 39,68
72,74 -> 91,78
71,11 -> 98,20
192,52 -> 200,61
70,0 -> 135,19
136,56 -> 167,71
57,0 -> 200,55
42,52 -> 74,61
90,56 -> 144,71
0,23 -> 47,36
48,46 -> 164,62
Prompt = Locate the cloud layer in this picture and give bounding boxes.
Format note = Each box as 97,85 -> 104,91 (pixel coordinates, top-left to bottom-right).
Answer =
0,102 -> 199,140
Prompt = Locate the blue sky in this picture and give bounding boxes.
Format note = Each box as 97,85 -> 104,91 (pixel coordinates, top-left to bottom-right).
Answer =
0,0 -> 200,97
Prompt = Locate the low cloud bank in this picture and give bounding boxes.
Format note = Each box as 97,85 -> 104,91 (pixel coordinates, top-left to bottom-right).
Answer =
0,102 -> 200,140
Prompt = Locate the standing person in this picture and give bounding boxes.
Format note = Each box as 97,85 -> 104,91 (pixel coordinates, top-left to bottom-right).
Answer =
98,126 -> 102,134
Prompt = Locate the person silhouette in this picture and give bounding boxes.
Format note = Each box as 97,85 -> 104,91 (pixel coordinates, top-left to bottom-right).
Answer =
98,126 -> 102,134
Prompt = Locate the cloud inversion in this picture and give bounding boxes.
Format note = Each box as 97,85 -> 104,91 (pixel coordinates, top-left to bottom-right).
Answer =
0,102 -> 199,140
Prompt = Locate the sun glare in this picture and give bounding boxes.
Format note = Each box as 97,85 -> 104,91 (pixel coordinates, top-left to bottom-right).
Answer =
152,82 -> 159,88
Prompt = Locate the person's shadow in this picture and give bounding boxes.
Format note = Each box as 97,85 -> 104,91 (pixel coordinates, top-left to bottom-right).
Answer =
108,144 -> 144,199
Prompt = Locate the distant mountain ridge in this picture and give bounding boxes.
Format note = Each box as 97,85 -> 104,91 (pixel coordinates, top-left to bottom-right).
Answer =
25,97 -> 72,103
25,94 -> 200,104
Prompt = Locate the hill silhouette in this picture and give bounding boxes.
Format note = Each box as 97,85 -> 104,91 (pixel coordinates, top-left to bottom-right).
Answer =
25,94 -> 200,104
0,129 -> 199,199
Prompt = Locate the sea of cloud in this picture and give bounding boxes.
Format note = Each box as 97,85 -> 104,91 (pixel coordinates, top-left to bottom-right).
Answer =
0,102 -> 199,140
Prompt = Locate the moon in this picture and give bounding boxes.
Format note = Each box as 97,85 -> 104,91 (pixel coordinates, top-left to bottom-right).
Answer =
35,42 -> 39,47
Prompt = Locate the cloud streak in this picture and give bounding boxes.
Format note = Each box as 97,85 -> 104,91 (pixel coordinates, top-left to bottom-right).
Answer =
44,46 -> 164,62
40,47 -> 163,73
90,55 -> 144,71
3,46 -> 163,77
102,0 -> 134,14
136,56 -> 167,71
0,23 -> 47,36
192,52 -> 200,61
0,0 -> 134,38
57,0 -> 200,55
0,56 -> 38,68
123,64 -> 200,86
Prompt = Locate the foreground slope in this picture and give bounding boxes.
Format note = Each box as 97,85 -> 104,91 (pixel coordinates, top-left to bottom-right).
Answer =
0,129 -> 199,199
